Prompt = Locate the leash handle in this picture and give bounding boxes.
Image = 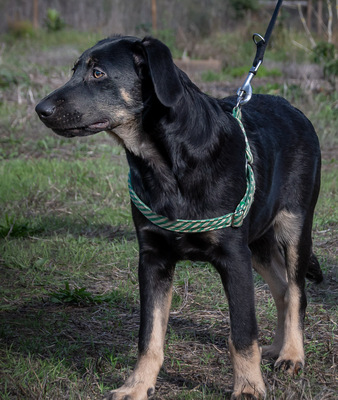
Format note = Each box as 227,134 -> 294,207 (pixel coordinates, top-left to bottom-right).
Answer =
236,0 -> 284,106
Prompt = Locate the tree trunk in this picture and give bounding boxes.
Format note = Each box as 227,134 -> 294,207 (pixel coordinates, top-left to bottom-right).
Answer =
33,0 -> 39,29
307,0 -> 313,29
317,0 -> 323,35
152,0 -> 157,32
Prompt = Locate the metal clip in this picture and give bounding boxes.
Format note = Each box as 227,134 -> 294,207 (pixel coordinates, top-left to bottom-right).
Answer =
236,33 -> 266,107
236,72 -> 253,106
252,32 -> 265,45
236,60 -> 262,106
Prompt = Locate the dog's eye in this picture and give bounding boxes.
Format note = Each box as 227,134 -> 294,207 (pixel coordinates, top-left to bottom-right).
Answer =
93,69 -> 105,79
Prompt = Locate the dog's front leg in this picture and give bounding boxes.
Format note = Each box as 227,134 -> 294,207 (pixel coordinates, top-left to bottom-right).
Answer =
215,248 -> 266,399
107,249 -> 175,400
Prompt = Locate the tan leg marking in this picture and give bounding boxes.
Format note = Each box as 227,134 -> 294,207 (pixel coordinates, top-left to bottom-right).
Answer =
275,282 -> 304,375
253,246 -> 287,359
108,291 -> 172,400
272,210 -> 305,373
229,339 -> 266,399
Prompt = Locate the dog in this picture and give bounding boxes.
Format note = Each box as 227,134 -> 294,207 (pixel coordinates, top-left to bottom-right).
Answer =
35,35 -> 323,399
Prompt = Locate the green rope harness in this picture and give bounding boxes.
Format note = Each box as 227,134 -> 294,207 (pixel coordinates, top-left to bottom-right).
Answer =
128,106 -> 255,233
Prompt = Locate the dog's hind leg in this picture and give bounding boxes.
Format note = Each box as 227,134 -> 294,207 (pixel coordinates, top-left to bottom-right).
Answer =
251,232 -> 288,359
107,248 -> 175,400
272,210 -> 313,376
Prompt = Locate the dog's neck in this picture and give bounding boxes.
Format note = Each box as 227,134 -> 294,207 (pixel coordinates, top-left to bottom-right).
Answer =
107,119 -> 167,169
124,87 -> 246,222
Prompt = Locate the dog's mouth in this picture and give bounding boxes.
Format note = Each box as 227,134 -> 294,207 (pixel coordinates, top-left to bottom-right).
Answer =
52,120 -> 111,137
88,120 -> 110,131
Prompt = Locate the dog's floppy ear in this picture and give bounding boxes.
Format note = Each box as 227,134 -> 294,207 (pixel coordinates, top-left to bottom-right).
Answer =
140,37 -> 184,107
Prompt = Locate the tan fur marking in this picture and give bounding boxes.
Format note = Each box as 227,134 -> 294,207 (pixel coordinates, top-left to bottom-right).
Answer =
120,88 -> 133,104
113,108 -> 131,120
202,231 -> 219,246
274,210 -> 301,246
276,283 -> 304,373
124,308 -> 165,389
108,120 -> 165,168
274,210 -> 302,282
272,211 -> 305,374
229,339 -> 265,399
106,130 -> 124,147
109,291 -> 172,400
253,246 -> 287,359
285,244 -> 299,281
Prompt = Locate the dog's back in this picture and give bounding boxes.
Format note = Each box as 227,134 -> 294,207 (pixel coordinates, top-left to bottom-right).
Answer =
221,95 -> 321,241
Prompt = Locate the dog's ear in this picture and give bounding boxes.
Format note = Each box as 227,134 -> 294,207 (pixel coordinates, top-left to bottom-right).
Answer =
139,37 -> 184,107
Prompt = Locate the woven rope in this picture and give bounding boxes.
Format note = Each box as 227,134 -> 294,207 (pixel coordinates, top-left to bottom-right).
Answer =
128,106 -> 255,232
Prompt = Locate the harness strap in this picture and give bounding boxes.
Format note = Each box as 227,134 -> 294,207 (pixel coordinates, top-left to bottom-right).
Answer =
128,106 -> 255,233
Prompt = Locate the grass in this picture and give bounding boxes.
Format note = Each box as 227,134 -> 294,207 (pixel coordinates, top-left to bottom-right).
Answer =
0,29 -> 337,399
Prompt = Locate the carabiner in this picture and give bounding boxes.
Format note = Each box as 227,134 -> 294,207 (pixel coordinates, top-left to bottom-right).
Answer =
236,59 -> 262,106
236,76 -> 253,106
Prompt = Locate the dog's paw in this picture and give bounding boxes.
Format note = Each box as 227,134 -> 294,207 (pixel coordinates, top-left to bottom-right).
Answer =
105,386 -> 155,400
231,384 -> 266,399
275,358 -> 303,376
229,339 -> 266,400
274,341 -> 304,377
231,368 -> 266,400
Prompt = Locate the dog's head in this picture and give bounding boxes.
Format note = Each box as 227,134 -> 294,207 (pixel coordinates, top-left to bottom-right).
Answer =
35,36 -> 184,138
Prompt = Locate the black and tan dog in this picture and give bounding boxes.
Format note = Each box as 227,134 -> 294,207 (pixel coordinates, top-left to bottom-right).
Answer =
35,36 -> 323,399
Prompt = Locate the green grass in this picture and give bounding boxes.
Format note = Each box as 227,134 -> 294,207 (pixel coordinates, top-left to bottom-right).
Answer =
0,29 -> 337,399
0,348 -> 94,399
202,65 -> 282,82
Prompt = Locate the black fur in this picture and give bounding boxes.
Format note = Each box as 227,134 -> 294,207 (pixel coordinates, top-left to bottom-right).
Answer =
36,35 -> 322,399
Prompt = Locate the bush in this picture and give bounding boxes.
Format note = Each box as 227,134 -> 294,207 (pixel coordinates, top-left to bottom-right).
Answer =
324,58 -> 338,86
312,42 -> 335,64
45,9 -> 65,32
312,42 -> 337,88
0,67 -> 30,88
229,0 -> 260,18
7,20 -> 34,38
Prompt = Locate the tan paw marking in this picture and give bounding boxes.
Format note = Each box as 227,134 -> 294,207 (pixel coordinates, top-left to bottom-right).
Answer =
229,339 -> 266,399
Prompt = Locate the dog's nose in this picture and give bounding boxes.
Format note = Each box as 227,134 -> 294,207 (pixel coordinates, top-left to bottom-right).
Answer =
35,100 -> 56,119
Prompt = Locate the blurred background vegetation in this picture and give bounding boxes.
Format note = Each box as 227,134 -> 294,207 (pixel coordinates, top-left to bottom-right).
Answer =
0,0 -> 337,86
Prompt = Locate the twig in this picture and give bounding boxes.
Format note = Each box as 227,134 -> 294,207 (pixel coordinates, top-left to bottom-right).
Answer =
0,43 -> 5,63
106,176 -> 115,194
171,279 -> 190,315
5,218 -> 16,239
327,0 -> 333,43
291,40 -> 312,53
297,3 -> 316,48
211,343 -> 225,354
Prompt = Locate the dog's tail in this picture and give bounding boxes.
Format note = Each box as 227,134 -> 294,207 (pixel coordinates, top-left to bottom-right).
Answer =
306,252 -> 323,283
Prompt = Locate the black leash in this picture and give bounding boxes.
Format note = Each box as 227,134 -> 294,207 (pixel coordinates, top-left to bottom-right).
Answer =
236,0 -> 284,106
